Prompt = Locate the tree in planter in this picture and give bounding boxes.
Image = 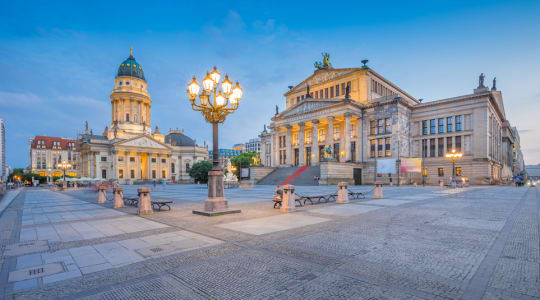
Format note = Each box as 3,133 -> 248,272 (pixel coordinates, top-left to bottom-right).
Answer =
188,161 -> 212,184
230,151 -> 258,179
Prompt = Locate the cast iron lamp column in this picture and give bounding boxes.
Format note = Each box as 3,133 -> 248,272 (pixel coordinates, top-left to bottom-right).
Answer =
57,161 -> 72,189
187,67 -> 243,212
445,149 -> 463,177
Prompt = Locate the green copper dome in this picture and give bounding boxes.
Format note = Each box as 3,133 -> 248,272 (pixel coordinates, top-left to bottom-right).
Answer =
116,49 -> 146,81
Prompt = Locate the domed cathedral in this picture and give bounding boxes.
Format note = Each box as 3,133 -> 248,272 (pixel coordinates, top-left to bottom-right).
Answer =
109,47 -> 152,138
77,48 -> 208,183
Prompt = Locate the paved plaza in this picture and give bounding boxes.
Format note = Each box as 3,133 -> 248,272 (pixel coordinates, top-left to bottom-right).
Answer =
0,184 -> 538,299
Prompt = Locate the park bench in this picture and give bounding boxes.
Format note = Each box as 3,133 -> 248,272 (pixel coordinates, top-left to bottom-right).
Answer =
151,200 -> 172,211
348,190 -> 366,200
297,193 -> 337,205
124,196 -> 139,206
273,196 -> 303,208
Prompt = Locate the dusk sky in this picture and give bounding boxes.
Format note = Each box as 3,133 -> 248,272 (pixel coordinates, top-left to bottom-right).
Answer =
1,0 -> 540,168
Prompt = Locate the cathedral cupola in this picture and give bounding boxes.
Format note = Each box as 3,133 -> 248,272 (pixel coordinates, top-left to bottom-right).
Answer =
116,47 -> 146,82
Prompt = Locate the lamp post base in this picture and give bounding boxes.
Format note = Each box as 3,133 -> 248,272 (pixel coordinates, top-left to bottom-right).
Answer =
193,168 -> 241,216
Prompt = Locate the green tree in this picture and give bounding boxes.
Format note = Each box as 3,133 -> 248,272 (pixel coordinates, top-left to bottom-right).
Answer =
230,151 -> 258,179
188,161 -> 213,183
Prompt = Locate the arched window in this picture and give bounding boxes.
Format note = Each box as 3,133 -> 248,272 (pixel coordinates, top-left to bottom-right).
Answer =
186,163 -> 190,171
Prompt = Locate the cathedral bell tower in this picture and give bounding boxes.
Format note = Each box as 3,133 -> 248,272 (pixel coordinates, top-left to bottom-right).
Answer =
109,47 -> 152,139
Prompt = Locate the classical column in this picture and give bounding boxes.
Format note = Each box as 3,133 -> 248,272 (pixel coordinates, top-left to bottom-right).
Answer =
345,113 -> 352,162
147,152 -> 152,180
286,125 -> 292,166
298,122 -> 305,166
355,117 -> 362,163
273,129 -> 279,167
312,120 -> 319,165
112,150 -> 118,180
327,116 -> 334,148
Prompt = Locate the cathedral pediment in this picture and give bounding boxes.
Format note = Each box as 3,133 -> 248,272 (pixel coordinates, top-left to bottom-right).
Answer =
114,135 -> 170,150
285,68 -> 360,95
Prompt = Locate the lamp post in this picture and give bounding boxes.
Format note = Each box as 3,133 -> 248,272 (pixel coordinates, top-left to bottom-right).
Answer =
445,148 -> 463,178
57,161 -> 72,189
187,67 -> 243,213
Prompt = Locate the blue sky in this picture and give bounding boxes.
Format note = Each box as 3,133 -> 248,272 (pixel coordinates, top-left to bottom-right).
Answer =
1,0 -> 540,167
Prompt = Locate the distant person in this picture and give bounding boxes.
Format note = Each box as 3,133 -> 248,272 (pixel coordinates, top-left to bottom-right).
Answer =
162,180 -> 166,189
274,185 -> 283,202
152,180 -> 156,190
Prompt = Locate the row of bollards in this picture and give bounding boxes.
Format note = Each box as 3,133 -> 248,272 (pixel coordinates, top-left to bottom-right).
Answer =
98,186 -> 153,216
280,181 -> 384,213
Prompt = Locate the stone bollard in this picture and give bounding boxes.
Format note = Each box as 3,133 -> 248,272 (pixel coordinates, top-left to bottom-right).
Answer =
373,181 -> 384,199
113,187 -> 125,208
280,184 -> 296,213
137,188 -> 153,215
337,182 -> 349,204
98,186 -> 107,204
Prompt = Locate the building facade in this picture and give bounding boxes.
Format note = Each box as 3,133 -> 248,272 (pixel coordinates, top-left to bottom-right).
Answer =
245,138 -> 262,152
260,55 -> 520,185
77,49 -> 208,183
0,119 -> 5,182
29,136 -> 79,178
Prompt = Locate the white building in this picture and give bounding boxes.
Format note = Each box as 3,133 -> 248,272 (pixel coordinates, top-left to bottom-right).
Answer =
0,119 -> 5,182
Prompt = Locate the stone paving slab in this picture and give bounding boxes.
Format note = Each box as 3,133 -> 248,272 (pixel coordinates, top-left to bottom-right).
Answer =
309,203 -> 382,216
360,199 -> 412,206
216,213 -> 330,235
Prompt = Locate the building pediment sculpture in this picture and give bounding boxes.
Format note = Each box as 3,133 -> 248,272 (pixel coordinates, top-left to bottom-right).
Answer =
115,135 -> 170,150
314,52 -> 332,70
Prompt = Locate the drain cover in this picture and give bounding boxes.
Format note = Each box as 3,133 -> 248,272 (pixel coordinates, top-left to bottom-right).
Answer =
136,244 -> 175,258
150,247 -> 163,253
9,263 -> 64,282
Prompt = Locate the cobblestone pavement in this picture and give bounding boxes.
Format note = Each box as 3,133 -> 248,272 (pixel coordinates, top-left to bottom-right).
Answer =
0,185 -> 537,299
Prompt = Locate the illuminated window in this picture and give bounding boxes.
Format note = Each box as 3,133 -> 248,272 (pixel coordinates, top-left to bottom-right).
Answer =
370,140 -> 376,158
370,120 -> 376,135
385,118 -> 391,133
119,169 -> 124,179
130,169 -> 135,178
162,170 -> 166,178
385,138 -> 391,157
456,167 -> 462,176
438,168 -> 444,177
377,138 -> 383,157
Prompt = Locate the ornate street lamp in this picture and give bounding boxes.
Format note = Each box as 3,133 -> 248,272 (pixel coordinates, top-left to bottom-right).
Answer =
57,161 -> 72,188
187,67 -> 243,213
445,149 -> 463,177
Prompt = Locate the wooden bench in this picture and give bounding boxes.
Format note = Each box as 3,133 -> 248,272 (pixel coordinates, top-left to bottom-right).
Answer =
348,191 -> 366,200
124,197 -> 139,206
151,200 -> 172,211
298,194 -> 337,205
273,196 -> 303,208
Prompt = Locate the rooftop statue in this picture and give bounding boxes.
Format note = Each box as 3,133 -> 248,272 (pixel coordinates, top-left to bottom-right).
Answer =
478,73 -> 485,88
314,52 -> 332,70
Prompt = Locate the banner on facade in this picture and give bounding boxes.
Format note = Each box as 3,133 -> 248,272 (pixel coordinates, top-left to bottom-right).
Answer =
240,168 -> 250,179
377,159 -> 396,174
400,158 -> 422,173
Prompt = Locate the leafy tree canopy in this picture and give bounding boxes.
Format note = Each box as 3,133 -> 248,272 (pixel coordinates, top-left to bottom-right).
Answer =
188,161 -> 212,183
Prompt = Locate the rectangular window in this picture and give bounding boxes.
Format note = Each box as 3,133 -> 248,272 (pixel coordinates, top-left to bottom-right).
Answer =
422,139 -> 427,158
430,119 -> 436,134
330,86 -> 334,98
378,119 -> 384,135
456,167 -> 462,176
370,120 -> 376,135
102,169 -> 107,179
438,168 -> 444,177
385,118 -> 391,133
422,120 -> 428,135
315,91 -> 319,98
152,170 -> 156,179
101,156 -> 107,162
438,138 -> 444,157
151,158 -> 156,163
456,115 -> 462,131
335,84 -> 340,96
325,88 -> 328,98
377,138 -> 383,157
119,169 -> 124,179
131,169 -> 135,179
430,138 -> 435,157
296,96 -> 300,103
162,170 -> 166,179
130,157 -> 135,162
370,139 -> 376,158
447,116 -> 453,132
438,118 -> 444,133
126,113 -> 130,122
341,83 -> 345,94
455,136 -> 462,152
118,156 -> 124,161
385,138 -> 391,157
301,95 -> 304,100
161,159 -> 166,163
447,136 -> 453,151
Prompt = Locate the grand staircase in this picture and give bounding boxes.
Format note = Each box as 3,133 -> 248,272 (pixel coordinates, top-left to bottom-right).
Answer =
257,166 -> 320,186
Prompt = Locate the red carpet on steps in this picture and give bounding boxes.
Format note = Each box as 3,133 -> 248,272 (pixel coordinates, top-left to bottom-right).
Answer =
280,166 -> 309,186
